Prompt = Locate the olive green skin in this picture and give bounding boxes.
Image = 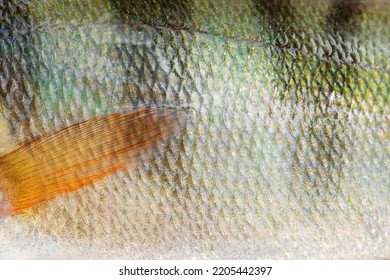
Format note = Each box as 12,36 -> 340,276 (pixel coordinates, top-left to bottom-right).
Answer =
0,0 -> 388,259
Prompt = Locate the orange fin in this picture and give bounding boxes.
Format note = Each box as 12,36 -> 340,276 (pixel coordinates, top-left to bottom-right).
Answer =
0,106 -> 187,216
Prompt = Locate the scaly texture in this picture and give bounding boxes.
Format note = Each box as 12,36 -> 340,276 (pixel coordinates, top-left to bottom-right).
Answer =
0,0 -> 389,259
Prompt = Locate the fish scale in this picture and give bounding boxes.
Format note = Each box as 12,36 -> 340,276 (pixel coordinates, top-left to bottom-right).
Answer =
0,0 -> 389,259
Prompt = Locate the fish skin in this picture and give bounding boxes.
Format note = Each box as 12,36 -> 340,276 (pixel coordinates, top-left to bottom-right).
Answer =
0,0 -> 389,259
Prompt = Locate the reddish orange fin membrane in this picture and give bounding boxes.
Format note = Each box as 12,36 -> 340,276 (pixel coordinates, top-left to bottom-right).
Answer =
0,107 -> 187,216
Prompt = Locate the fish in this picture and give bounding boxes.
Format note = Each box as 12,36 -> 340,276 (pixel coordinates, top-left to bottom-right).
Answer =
0,106 -> 186,216
0,0 -> 389,259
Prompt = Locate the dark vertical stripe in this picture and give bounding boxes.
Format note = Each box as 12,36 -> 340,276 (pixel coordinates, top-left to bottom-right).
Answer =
110,0 -> 195,29
0,0 -> 36,141
326,0 -> 365,33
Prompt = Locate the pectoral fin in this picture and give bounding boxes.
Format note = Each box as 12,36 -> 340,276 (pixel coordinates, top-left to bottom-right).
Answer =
0,106 -> 186,216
